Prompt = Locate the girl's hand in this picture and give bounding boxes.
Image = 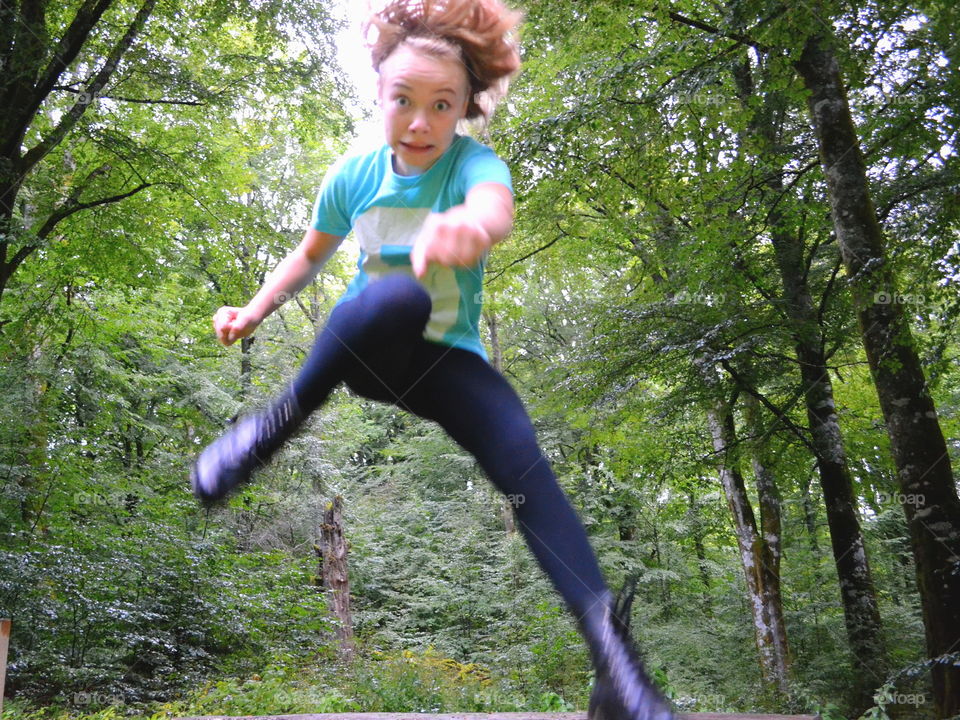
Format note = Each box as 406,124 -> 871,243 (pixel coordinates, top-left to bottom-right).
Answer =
213,305 -> 261,346
411,206 -> 492,279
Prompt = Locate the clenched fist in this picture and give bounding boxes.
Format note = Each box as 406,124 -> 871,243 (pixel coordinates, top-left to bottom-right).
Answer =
411,205 -> 492,279
213,305 -> 261,346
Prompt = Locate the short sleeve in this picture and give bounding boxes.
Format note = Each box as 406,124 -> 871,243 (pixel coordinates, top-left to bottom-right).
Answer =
311,156 -> 354,237
459,144 -> 513,197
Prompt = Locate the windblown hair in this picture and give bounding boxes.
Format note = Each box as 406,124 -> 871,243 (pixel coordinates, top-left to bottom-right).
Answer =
364,0 -> 522,121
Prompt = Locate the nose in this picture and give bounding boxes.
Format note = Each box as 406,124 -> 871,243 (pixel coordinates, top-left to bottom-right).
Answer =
409,110 -> 429,133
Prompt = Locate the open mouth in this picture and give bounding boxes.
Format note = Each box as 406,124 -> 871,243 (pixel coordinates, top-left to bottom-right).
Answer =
401,142 -> 433,153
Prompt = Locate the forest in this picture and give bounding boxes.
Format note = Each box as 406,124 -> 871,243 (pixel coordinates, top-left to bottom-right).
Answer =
1,0 -> 958,719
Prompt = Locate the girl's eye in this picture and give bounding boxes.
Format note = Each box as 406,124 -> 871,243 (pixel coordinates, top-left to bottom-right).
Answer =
435,100 -> 450,111
396,96 -> 410,107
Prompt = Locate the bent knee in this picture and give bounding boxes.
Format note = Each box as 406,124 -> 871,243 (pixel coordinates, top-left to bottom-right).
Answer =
361,274 -> 432,334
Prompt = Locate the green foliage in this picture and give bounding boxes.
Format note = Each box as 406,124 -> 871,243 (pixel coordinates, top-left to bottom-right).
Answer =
0,533 -> 336,704
487,0 -> 956,714
175,649 -> 577,716
2,0 -> 957,717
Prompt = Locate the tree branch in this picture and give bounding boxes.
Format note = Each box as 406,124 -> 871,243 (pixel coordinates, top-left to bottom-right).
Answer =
1,0 -> 116,156
719,358 -> 820,457
6,180 -> 152,284
816,255 -> 843,340
30,0 -> 116,112
486,232 -> 562,284
663,9 -> 772,53
35,182 -> 153,241
17,0 -> 157,175
53,84 -> 207,106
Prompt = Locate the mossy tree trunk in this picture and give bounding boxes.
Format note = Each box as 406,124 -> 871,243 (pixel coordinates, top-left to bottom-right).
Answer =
796,32 -> 960,718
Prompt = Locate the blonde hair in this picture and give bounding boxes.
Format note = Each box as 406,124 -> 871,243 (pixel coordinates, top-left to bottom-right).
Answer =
364,0 -> 522,121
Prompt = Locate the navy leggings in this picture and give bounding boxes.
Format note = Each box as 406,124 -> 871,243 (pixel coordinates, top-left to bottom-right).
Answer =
291,274 -> 609,620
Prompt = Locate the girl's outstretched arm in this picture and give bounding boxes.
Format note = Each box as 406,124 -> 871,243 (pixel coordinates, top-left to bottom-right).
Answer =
213,228 -> 344,346
412,182 -> 513,278
465,181 -> 514,245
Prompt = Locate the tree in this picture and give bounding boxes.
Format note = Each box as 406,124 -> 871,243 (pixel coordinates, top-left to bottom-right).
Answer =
498,0 -> 958,710
795,26 -> 960,716
0,0 -> 345,308
318,494 -> 354,661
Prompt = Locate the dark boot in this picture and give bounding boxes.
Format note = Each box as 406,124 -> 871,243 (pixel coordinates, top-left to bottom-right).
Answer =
191,390 -> 304,506
579,589 -> 675,720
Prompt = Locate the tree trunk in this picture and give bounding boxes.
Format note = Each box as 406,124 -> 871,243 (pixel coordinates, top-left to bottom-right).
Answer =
0,0 -> 155,307
799,474 -> 820,552
483,307 -> 505,378
743,395 -> 790,692
731,47 -> 887,700
796,33 -> 960,717
484,306 -> 516,535
767,173 -> 887,698
319,495 -> 354,662
774,224 -> 887,699
700,369 -> 789,692
0,178 -> 27,305
686,491 -> 712,605
240,336 -> 255,402
651,197 -> 788,685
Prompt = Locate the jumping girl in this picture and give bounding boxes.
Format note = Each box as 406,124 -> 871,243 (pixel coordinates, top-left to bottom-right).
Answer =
190,2 -> 674,719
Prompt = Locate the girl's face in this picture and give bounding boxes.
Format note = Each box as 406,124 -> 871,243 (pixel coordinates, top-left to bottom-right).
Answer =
378,43 -> 470,176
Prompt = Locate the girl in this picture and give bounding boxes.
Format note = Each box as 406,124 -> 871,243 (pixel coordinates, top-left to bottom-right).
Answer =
191,2 -> 674,719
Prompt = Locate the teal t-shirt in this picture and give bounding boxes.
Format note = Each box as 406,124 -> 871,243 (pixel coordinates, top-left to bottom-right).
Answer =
311,134 -> 512,361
